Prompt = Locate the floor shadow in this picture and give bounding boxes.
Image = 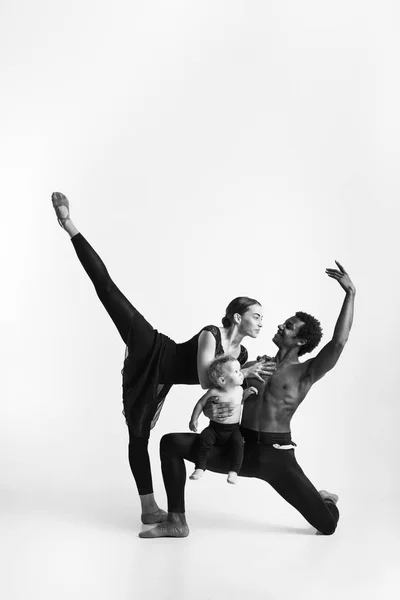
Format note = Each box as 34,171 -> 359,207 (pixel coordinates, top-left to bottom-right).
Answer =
190,508 -> 314,536
5,489 -> 315,536
6,490 -> 140,533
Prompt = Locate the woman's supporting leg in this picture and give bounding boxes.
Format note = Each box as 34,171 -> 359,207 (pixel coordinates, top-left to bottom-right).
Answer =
127,428 -> 168,523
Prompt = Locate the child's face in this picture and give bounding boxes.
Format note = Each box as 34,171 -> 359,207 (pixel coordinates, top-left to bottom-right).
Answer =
221,360 -> 244,387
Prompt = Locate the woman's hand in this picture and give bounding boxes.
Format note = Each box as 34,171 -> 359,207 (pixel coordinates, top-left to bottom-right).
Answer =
203,396 -> 234,422
242,360 -> 276,382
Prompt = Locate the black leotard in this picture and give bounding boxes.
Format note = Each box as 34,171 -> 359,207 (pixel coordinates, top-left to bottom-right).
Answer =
123,322 -> 248,437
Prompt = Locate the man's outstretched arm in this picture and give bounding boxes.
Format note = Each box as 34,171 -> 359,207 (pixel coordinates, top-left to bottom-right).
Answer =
304,261 -> 356,385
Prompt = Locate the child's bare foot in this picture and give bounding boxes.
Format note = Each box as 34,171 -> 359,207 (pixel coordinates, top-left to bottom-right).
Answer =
141,508 -> 168,524
319,490 -> 339,504
139,513 -> 189,538
227,471 -> 238,484
189,469 -> 204,480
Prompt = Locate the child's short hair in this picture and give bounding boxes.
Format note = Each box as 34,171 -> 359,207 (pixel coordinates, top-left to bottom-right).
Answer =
208,355 -> 238,388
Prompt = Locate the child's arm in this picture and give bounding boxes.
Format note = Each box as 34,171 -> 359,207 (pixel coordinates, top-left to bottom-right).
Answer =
189,389 -> 217,432
242,386 -> 258,403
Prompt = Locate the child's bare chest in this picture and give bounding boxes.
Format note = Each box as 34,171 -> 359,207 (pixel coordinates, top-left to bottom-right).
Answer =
217,387 -> 243,406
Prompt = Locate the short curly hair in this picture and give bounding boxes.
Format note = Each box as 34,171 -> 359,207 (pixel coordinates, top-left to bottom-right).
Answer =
295,311 -> 323,356
208,355 -> 238,388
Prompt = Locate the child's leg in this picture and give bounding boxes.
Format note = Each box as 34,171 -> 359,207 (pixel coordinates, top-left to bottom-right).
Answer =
227,429 -> 244,484
189,426 -> 217,480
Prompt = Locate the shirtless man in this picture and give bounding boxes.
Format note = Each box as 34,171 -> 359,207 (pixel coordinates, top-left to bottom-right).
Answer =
139,261 -> 355,538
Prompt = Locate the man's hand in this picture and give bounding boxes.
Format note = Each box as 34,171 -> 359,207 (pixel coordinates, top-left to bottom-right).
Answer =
304,260 -> 355,385
203,396 -> 233,422
189,420 -> 198,432
326,261 -> 356,294
242,360 -> 276,382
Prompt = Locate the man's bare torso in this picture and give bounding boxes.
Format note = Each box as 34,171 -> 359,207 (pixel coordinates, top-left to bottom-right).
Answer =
242,359 -> 313,432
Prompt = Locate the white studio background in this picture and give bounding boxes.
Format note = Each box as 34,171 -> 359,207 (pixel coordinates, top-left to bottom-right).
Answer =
1,0 -> 399,598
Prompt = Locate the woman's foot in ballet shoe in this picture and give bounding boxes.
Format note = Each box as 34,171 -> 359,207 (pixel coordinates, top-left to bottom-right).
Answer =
51,192 -> 70,228
141,508 -> 168,524
140,493 -> 168,524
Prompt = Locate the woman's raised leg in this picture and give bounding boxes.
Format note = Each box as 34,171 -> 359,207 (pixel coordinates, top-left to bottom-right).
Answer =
52,192 -> 167,522
52,192 -> 134,343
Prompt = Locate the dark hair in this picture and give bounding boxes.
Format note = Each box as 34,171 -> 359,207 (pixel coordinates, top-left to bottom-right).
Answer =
295,311 -> 323,356
222,296 -> 261,328
208,355 -> 238,388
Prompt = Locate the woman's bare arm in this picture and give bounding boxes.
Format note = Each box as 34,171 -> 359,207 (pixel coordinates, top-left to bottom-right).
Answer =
197,330 -> 217,389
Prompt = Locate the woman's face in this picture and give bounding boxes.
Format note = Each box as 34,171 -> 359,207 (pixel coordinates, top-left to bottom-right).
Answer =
238,304 -> 263,338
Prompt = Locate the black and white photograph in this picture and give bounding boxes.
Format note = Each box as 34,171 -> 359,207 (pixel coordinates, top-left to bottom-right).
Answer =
2,1 -> 398,598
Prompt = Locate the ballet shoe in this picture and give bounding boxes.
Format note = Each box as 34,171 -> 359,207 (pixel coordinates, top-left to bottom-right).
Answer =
51,192 -> 70,227
141,509 -> 168,524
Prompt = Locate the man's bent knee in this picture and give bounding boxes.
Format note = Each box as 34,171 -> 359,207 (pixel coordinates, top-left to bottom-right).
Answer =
317,517 -> 338,536
318,525 -> 337,536
160,433 -> 179,455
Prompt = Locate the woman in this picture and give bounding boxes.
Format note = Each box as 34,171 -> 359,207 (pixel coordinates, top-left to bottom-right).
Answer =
51,192 -> 271,523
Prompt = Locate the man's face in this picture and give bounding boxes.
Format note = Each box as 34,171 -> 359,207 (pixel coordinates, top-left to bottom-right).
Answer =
238,304 -> 263,338
221,360 -> 244,387
272,316 -> 306,350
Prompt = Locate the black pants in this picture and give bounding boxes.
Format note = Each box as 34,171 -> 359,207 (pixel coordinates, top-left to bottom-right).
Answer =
160,428 -> 339,535
71,233 -> 153,495
195,421 -> 244,473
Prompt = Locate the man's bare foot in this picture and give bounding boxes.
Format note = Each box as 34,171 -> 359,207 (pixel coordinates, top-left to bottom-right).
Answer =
52,192 -> 70,227
189,469 -> 204,480
139,522 -> 189,538
139,513 -> 189,538
141,508 -> 168,524
227,471 -> 238,484
319,490 -> 339,504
